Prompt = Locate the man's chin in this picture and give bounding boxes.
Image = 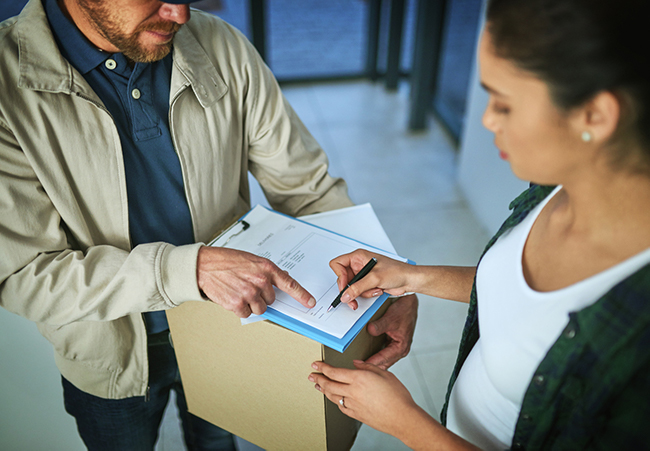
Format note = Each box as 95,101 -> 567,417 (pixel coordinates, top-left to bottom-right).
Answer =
124,43 -> 173,63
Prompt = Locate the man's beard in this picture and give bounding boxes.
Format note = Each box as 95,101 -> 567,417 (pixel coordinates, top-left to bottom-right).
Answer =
79,0 -> 182,63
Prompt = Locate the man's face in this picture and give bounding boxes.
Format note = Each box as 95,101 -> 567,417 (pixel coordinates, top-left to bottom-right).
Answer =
75,0 -> 190,63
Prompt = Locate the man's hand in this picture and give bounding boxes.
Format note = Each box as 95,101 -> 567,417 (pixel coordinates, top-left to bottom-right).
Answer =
197,246 -> 316,318
365,294 -> 418,369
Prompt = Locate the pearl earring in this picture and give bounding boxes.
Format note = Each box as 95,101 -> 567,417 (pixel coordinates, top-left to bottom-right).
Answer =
581,131 -> 593,142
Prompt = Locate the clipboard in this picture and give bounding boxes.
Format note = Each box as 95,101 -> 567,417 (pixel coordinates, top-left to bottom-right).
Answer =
209,204 -> 412,352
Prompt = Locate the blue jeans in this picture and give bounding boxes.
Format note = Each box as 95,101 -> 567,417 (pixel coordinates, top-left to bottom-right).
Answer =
62,331 -> 236,451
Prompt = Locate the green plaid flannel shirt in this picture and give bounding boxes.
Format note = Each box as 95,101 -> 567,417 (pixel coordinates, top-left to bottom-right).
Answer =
440,185 -> 650,450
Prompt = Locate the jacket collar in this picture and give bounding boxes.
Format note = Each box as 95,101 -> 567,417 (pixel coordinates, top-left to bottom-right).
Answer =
16,0 -> 227,108
16,0 -> 83,95
171,24 -> 228,109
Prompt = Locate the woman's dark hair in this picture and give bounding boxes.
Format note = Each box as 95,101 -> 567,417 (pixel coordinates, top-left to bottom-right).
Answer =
486,0 -> 650,167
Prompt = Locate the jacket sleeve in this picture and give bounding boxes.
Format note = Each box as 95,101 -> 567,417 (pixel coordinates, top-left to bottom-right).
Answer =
0,121 -> 204,327
242,38 -> 354,217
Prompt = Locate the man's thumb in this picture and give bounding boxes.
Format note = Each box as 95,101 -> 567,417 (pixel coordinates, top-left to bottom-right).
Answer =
367,317 -> 388,336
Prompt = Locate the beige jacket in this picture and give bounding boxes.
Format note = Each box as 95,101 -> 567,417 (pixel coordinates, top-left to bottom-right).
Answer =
0,0 -> 352,399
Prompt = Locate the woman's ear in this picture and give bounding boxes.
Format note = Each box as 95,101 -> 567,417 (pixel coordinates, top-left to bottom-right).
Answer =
573,91 -> 621,144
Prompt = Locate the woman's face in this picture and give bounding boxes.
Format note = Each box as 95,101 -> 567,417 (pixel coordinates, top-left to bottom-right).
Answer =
479,30 -> 587,185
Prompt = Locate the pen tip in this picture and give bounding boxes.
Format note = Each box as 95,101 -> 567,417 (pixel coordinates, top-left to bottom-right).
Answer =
327,306 -> 332,313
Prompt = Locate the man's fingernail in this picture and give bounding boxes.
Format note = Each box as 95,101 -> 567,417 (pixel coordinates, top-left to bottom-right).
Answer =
312,363 -> 318,369
372,290 -> 382,297
308,375 -> 314,382
342,293 -> 351,303
308,297 -> 316,307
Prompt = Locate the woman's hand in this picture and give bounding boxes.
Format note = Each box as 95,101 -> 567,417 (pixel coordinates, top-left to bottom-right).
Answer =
329,250 -> 418,309
331,250 -> 478,304
309,360 -> 482,450
309,360 -> 420,438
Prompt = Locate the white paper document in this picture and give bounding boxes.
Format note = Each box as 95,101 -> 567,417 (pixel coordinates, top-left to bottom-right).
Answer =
210,205 -> 407,343
300,203 -> 397,254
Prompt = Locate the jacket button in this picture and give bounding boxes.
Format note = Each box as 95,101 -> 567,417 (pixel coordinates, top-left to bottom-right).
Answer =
521,413 -> 532,421
131,88 -> 141,100
533,374 -> 546,386
512,442 -> 524,450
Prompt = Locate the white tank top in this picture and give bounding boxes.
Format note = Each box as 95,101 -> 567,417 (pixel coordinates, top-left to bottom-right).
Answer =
446,186 -> 650,450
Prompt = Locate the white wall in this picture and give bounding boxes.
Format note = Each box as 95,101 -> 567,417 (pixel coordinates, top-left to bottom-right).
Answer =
457,16 -> 528,235
0,309 -> 84,451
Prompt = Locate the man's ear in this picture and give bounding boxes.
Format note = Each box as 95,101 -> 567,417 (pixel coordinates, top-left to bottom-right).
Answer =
573,91 -> 621,144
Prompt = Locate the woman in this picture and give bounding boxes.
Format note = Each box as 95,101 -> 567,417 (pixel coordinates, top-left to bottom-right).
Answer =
308,0 -> 650,449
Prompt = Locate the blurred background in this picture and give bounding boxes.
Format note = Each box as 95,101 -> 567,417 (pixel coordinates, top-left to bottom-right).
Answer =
0,1 -> 527,449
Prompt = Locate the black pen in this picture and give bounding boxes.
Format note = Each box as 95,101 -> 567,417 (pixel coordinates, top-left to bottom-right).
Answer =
327,257 -> 378,312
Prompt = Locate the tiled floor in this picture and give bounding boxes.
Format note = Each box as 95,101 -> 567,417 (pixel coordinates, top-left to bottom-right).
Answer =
155,80 -> 491,450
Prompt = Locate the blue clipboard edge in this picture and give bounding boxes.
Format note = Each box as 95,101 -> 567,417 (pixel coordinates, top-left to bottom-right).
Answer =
261,293 -> 391,353
215,205 -> 416,353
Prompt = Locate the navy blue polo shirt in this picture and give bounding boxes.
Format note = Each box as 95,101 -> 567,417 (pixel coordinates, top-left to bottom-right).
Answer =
45,0 -> 194,333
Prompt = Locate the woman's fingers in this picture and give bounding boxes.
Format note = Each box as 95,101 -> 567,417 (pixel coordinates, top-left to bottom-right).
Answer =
329,254 -> 355,289
312,361 -> 355,383
330,250 -> 413,305
309,372 -> 349,401
340,274 -> 383,303
330,250 -> 375,290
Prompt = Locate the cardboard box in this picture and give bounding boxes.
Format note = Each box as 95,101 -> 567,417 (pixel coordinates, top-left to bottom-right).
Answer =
167,299 -> 388,450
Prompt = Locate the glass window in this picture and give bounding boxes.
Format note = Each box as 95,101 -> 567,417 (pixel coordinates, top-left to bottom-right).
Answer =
194,0 -> 251,39
432,0 -> 483,138
266,0 -> 368,80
